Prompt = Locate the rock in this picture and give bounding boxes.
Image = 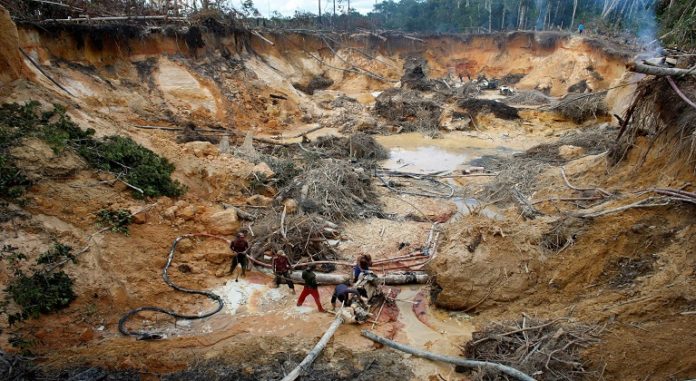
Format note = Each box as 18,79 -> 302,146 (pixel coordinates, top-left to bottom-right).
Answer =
164,206 -> 178,220
558,145 -> 585,160
430,225 -> 540,311
206,252 -> 229,265
178,239 -> 195,253
283,198 -> 298,214
204,208 -> 240,235
8,138 -> 86,181
246,194 -> 273,207
185,141 -> 219,158
251,162 -> 275,178
129,206 -> 148,224
79,328 -> 94,343
177,205 -> 198,221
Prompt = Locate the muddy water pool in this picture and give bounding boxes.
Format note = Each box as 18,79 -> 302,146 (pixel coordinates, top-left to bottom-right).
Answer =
376,132 -> 533,219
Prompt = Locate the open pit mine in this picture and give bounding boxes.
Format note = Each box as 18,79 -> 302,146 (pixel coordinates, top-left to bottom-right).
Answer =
0,4 -> 695,381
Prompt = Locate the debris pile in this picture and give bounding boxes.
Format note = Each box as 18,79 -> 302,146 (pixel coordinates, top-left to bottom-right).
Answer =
277,159 -> 381,220
463,318 -> 603,381
311,133 -> 389,161
549,92 -> 608,123
374,88 -> 443,132
248,213 -> 340,264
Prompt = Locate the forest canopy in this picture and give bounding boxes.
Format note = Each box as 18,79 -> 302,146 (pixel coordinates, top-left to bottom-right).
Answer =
3,0 -> 694,49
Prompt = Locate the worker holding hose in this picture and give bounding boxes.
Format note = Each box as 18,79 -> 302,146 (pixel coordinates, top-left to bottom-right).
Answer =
230,231 -> 249,282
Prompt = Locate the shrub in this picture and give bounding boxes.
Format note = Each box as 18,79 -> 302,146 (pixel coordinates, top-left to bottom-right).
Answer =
0,101 -> 185,199
0,155 -> 30,198
37,243 -> 76,265
79,136 -> 185,198
6,271 -> 76,324
96,208 -> 133,234
1,244 -> 76,325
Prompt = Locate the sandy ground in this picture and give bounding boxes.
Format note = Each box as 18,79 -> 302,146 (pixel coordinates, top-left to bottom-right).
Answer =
2,17 -> 693,381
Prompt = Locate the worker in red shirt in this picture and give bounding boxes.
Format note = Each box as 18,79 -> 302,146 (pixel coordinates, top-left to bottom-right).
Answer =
272,250 -> 295,294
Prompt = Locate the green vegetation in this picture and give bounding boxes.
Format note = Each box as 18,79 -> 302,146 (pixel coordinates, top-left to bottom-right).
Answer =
1,244 -> 76,325
657,0 -> 696,49
96,208 -> 133,234
37,243 -> 76,265
0,101 -> 185,199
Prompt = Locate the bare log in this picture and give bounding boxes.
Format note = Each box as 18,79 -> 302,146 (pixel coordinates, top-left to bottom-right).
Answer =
42,15 -> 187,22
361,330 -> 537,381
287,271 -> 428,285
281,315 -> 344,381
626,61 -> 696,77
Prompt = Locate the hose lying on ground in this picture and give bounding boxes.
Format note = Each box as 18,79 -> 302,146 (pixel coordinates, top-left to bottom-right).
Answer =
118,234 -> 225,340
361,330 -> 537,381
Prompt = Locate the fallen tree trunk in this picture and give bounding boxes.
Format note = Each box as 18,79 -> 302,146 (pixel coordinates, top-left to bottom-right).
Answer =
361,330 -> 537,381
281,314 -> 344,381
626,61 -> 696,77
287,271 -> 428,285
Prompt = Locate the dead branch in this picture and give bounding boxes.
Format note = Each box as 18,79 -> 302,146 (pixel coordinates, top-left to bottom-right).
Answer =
362,330 -> 536,381
19,48 -> 74,97
560,167 -> 613,197
627,61 -> 696,77
574,197 -> 671,218
42,15 -> 188,22
666,76 -> 696,110
281,314 -> 344,381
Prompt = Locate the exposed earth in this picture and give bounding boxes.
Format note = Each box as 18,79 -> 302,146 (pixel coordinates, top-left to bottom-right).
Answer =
1,8 -> 695,381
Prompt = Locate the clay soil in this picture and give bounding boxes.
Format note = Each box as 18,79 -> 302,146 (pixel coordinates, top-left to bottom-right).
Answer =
1,12 -> 694,381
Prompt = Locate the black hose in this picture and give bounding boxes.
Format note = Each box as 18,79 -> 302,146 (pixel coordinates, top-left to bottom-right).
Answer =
118,235 -> 225,340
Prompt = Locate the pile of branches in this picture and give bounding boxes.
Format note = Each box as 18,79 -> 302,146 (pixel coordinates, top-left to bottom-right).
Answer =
476,124 -> 617,204
374,88 -> 443,131
549,92 -> 608,123
463,317 -> 603,381
503,90 -> 552,106
248,213 -> 339,264
311,133 -> 389,161
277,159 -> 381,220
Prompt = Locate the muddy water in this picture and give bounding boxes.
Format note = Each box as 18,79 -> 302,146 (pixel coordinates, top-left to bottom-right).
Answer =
375,131 -> 545,173
377,132 -> 527,219
396,287 -> 473,380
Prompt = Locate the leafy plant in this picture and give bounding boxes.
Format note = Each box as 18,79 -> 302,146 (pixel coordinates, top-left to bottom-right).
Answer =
96,208 -> 133,234
37,243 -> 76,265
1,243 -> 76,325
0,101 -> 185,199
79,136 -> 185,198
0,156 -> 31,199
6,271 -> 76,324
